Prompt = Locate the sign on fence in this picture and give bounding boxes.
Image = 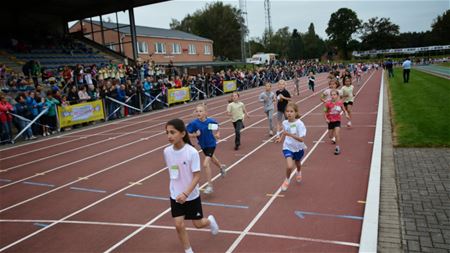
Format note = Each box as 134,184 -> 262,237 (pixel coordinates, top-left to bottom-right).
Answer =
167,87 -> 190,105
223,80 -> 237,93
57,100 -> 105,128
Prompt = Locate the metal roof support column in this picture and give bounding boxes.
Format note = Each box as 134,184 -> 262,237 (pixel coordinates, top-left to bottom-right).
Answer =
99,15 -> 106,46
116,12 -> 122,54
129,8 -> 138,61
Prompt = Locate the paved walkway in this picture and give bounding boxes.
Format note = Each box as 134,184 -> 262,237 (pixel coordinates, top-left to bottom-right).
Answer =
378,75 -> 450,252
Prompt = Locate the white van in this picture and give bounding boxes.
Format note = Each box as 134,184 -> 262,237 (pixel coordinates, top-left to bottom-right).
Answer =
248,53 -> 277,65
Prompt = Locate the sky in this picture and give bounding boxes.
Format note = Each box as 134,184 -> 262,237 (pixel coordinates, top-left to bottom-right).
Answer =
80,0 -> 449,40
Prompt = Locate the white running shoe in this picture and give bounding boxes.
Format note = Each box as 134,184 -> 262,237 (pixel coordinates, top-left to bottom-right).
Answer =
208,215 -> 219,235
331,137 -> 336,144
281,179 -> 290,192
347,121 -> 352,127
203,185 -> 213,194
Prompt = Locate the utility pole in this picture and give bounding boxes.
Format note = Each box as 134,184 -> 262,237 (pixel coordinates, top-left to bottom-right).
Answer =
239,0 -> 248,63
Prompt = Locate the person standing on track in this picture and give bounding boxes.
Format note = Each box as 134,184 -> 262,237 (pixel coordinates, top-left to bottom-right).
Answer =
324,90 -> 349,155
275,102 -> 307,192
340,76 -> 355,127
275,80 -> 292,137
227,91 -> 250,150
258,83 -> 277,136
163,118 -> 219,253
308,71 -> 316,92
187,104 -> 227,195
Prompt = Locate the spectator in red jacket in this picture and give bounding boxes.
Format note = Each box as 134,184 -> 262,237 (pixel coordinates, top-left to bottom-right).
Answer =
0,94 -> 14,143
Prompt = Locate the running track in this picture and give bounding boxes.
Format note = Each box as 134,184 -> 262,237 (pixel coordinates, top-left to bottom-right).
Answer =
0,70 -> 383,252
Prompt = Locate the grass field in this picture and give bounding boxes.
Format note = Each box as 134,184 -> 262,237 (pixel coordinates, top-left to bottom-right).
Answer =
388,68 -> 450,147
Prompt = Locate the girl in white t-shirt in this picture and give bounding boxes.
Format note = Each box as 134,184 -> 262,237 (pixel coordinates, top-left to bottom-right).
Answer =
275,103 -> 307,192
163,118 -> 219,253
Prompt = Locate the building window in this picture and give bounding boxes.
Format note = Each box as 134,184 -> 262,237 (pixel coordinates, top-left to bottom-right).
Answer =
188,44 -> 196,55
172,43 -> 181,54
137,41 -> 148,54
155,42 -> 166,54
204,45 -> 211,55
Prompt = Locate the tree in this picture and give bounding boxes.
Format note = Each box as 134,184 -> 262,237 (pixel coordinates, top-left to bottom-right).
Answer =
247,38 -> 265,55
360,17 -> 400,50
303,23 -> 326,60
288,29 -> 304,60
266,27 -> 291,59
326,8 -> 361,59
431,10 -> 450,44
170,2 -> 245,60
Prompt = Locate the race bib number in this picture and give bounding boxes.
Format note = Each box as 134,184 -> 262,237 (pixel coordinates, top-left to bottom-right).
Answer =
169,165 -> 180,179
208,123 -> 219,130
289,124 -> 297,134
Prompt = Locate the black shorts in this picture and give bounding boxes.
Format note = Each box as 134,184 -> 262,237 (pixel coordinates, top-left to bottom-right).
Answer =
343,101 -> 353,106
328,121 -> 341,130
201,147 -> 215,157
170,196 -> 203,220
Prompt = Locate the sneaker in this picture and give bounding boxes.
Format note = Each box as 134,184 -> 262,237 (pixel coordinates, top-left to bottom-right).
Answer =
269,130 -> 274,136
295,171 -> 302,183
220,164 -> 227,178
281,179 -> 290,192
208,215 -> 219,235
347,121 -> 352,127
234,145 -> 239,151
30,135 -> 37,140
334,146 -> 340,155
204,185 -> 213,194
43,133 -> 47,137
331,137 -> 336,144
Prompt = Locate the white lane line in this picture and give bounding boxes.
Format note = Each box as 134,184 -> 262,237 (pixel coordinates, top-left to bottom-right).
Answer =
226,70 -> 377,252
358,71 -> 384,253
0,219 -> 358,247
226,130 -> 328,253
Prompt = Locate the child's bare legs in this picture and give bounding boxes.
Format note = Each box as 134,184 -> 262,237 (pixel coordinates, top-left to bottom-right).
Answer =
346,104 -> 352,126
328,128 -> 335,143
174,217 -> 192,251
295,160 -> 301,174
334,127 -> 341,155
285,157 -> 294,180
203,157 -> 213,186
192,218 -> 210,229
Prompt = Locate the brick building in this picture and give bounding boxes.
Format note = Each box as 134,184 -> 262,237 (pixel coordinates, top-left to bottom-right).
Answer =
70,20 -> 214,65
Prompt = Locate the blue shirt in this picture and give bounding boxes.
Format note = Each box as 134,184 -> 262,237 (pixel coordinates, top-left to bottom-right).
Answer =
186,118 -> 218,148
402,60 -> 412,69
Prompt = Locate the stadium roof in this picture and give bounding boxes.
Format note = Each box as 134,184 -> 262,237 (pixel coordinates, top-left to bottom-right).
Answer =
85,20 -> 212,42
9,0 -> 168,21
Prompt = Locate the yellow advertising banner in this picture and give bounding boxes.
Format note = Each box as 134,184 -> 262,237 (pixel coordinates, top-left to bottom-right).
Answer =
167,87 -> 190,105
223,80 -> 237,93
57,100 -> 105,128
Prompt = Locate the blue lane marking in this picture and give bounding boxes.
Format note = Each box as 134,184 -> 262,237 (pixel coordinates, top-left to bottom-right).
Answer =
295,210 -> 363,221
0,179 -> 12,183
23,181 -> 55,187
125,193 -> 249,209
33,223 -> 49,228
70,187 -> 107,193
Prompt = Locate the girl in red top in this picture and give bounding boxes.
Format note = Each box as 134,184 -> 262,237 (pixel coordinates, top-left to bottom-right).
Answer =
324,89 -> 349,155
0,94 -> 14,143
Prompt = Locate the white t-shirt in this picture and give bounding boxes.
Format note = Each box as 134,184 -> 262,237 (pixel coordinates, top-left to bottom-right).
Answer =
282,119 -> 307,152
163,144 -> 200,201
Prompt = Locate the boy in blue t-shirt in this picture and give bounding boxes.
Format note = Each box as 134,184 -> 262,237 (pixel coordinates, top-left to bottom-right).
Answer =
187,104 -> 226,194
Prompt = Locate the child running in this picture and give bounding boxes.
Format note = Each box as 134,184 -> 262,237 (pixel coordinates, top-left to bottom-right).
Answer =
275,80 -> 292,137
275,102 -> 307,192
320,78 -> 339,103
340,77 -> 355,127
227,92 -> 250,150
187,104 -> 227,195
324,90 -> 349,155
163,118 -> 219,253
308,71 -> 316,92
258,83 -> 276,136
